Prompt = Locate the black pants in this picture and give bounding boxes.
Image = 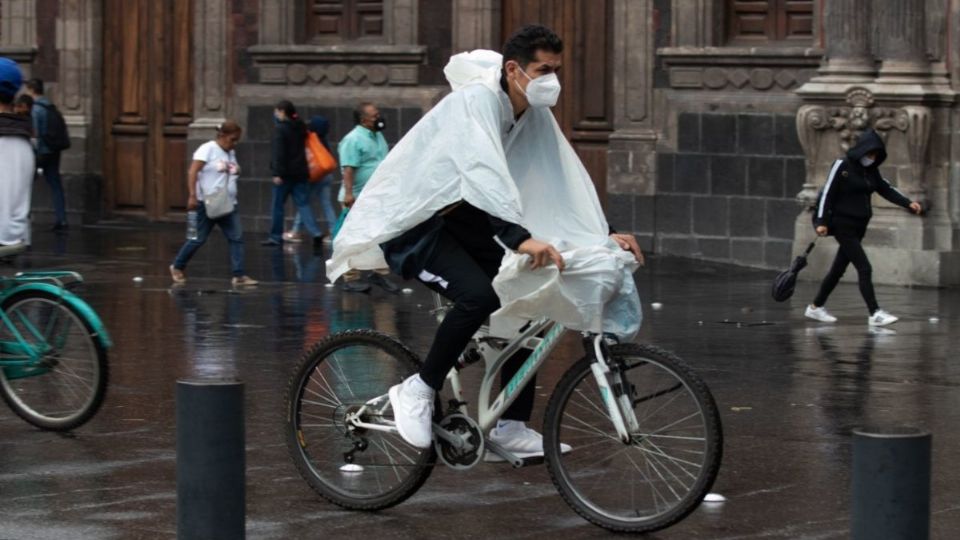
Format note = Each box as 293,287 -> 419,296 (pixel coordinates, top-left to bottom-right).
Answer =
417,229 -> 536,422
813,220 -> 879,315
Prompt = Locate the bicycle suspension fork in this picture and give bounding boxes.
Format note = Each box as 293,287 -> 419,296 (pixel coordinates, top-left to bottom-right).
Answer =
585,334 -> 640,443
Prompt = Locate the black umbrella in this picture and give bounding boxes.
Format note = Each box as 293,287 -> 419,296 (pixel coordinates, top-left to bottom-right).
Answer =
771,240 -> 817,302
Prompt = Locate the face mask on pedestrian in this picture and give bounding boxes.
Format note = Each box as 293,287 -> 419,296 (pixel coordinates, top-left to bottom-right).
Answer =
514,66 -> 561,108
372,116 -> 386,132
860,156 -> 875,167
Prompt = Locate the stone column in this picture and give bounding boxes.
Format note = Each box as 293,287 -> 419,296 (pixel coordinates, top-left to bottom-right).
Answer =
259,0 -> 294,45
817,0 -> 873,81
451,0 -> 500,52
875,0 -> 930,81
189,0 -> 229,140
608,0 -> 657,249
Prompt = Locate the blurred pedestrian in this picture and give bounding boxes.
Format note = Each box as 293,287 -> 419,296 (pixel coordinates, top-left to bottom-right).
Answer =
806,128 -> 923,327
262,100 -> 324,249
0,58 -> 34,250
283,115 -> 338,242
335,101 -> 399,293
13,94 -> 33,118
25,78 -> 70,232
170,121 -> 258,287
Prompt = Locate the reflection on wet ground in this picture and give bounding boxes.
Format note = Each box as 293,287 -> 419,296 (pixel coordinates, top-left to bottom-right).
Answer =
1,224 -> 958,539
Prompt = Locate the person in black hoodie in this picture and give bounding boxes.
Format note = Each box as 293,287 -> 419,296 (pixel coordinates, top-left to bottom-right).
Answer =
806,128 -> 923,326
262,100 -> 325,248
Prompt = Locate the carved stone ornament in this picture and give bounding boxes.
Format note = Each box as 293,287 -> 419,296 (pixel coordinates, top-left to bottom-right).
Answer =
796,87 -> 931,197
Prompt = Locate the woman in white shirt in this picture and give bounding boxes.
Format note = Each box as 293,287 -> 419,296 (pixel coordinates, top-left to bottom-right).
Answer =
169,121 -> 258,286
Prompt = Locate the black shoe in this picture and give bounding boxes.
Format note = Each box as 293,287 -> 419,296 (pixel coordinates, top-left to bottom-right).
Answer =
341,280 -> 371,293
368,273 -> 401,294
51,223 -> 69,234
260,238 -> 282,247
312,235 -> 325,249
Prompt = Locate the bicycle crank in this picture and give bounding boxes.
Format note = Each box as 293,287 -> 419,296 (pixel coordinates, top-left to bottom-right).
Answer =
434,413 -> 484,470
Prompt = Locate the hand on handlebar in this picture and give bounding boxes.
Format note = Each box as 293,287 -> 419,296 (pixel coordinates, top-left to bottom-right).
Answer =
610,233 -> 644,266
518,239 -> 565,272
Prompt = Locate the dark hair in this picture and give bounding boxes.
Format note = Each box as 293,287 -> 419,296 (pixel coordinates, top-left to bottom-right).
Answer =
25,78 -> 44,95
275,100 -> 298,120
217,120 -> 242,136
353,102 -> 375,124
14,94 -> 34,107
501,25 -> 563,68
0,94 -> 13,105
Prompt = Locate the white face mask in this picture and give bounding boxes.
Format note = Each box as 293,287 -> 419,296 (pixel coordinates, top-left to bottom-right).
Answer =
860,156 -> 875,167
514,67 -> 561,108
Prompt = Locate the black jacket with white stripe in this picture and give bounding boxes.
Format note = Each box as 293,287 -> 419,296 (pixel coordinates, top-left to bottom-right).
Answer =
813,129 -> 912,229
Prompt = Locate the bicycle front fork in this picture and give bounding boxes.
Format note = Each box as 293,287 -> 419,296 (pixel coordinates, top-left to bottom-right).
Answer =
585,334 -> 640,443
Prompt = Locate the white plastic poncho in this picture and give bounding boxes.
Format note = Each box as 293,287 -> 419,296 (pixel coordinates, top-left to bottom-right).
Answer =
328,50 -> 642,340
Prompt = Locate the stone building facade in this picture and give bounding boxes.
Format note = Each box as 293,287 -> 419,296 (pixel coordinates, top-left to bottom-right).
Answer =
2,0 -> 958,285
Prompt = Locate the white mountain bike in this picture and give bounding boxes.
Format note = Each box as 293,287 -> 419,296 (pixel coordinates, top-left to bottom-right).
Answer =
286,294 -> 722,533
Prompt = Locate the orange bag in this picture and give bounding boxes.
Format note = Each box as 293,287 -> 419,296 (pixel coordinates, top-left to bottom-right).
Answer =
305,131 -> 337,182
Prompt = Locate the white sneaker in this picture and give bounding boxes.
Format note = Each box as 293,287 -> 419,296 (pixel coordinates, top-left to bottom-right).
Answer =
484,421 -> 572,462
805,305 -> 837,323
388,375 -> 435,449
868,309 -> 899,326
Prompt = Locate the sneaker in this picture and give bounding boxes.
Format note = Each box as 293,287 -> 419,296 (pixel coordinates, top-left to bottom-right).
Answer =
804,305 -> 837,323
368,273 -> 401,294
282,231 -> 303,243
341,280 -> 371,293
388,375 -> 435,449
260,238 -> 282,247
231,275 -> 259,287
868,309 -> 899,326
484,421 -> 572,462
169,265 -> 186,284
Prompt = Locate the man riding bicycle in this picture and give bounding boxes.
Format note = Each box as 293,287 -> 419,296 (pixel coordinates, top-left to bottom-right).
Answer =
328,25 -> 644,454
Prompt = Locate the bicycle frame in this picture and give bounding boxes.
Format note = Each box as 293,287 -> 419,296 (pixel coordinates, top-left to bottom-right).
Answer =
0,272 -> 112,372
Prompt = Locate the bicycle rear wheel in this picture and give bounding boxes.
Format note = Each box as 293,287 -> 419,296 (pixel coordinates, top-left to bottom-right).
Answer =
0,290 -> 108,430
285,330 -> 436,510
543,344 -> 722,533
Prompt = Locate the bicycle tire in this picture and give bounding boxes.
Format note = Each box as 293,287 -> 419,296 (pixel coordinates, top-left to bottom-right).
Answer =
285,329 -> 437,510
543,343 -> 722,533
0,289 -> 108,431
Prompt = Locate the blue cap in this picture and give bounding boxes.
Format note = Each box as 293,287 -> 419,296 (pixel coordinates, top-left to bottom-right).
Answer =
0,57 -> 23,99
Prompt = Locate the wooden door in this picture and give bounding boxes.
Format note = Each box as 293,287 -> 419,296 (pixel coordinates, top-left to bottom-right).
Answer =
501,0 -> 613,204
103,0 -> 193,220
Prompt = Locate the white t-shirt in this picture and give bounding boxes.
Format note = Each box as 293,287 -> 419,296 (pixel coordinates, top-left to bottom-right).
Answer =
193,140 -> 239,205
0,136 -> 35,246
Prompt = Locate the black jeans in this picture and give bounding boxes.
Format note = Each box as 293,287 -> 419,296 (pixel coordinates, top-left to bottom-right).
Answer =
38,152 -> 66,226
417,228 -> 536,422
813,220 -> 879,315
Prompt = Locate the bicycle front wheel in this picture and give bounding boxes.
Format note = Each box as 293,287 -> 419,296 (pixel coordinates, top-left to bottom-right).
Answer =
0,290 -> 108,431
286,330 -> 436,510
543,344 -> 722,533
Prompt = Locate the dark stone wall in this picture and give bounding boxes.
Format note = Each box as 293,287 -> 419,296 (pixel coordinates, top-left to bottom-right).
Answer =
654,112 -> 806,269
418,0 -> 452,86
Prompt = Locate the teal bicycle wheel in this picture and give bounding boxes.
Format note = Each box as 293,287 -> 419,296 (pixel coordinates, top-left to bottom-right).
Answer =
0,290 -> 108,430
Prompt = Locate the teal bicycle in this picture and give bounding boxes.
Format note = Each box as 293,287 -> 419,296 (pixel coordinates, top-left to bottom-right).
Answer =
0,247 -> 111,430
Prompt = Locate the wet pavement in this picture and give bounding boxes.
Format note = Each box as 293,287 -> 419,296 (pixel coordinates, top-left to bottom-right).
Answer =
1,223 -> 958,539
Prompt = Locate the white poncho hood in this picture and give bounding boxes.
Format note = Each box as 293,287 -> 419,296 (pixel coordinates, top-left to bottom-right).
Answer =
328,50 -> 642,339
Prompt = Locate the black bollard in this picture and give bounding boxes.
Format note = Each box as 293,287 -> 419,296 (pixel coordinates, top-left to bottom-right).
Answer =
176,379 -> 245,540
851,427 -> 931,540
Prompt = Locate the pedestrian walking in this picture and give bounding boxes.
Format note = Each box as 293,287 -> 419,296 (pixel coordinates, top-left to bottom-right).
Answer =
0,58 -> 34,251
25,79 -> 70,232
805,128 -> 924,326
334,101 -> 400,293
169,121 -> 258,287
262,100 -> 324,249
283,115 -> 338,242
13,94 -> 33,118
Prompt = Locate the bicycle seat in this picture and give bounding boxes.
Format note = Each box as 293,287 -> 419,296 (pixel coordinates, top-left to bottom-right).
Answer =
0,242 -> 27,258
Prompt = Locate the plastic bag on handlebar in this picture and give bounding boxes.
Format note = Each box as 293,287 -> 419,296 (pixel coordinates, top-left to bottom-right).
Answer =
491,239 -> 642,341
